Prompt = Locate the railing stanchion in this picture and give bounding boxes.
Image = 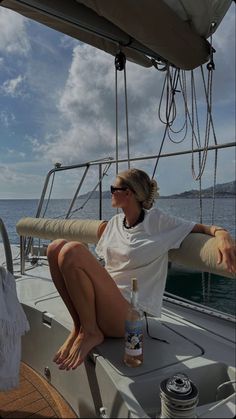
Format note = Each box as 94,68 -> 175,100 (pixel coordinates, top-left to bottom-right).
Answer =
99,164 -> 103,220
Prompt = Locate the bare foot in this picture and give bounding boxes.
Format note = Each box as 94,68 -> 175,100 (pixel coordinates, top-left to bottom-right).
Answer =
53,327 -> 80,364
59,330 -> 104,371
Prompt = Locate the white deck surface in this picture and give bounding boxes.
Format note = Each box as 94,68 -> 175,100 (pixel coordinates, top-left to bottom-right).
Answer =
1,243 -> 235,418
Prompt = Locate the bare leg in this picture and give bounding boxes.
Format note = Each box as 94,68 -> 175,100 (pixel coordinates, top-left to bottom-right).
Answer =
58,267 -> 104,370
47,239 -> 81,364
56,241 -> 130,370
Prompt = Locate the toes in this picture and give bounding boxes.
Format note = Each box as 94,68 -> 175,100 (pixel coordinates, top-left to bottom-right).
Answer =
53,352 -> 64,363
56,356 -> 65,365
59,363 -> 67,370
56,333 -> 102,371
65,350 -> 79,370
67,357 -> 82,371
72,357 -> 84,370
54,349 -> 69,364
66,353 -> 81,371
59,349 -> 77,370
59,344 -> 83,371
59,357 -> 71,369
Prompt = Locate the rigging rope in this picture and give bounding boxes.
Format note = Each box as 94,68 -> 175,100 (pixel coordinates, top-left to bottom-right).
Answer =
152,36 -> 217,184
200,30 -> 218,304
41,171 -> 56,218
124,63 -> 130,168
167,71 -> 188,142
152,66 -> 181,178
114,50 -> 131,173
33,169 -> 57,254
192,28 -> 217,180
67,162 -> 112,217
115,65 -> 119,175
151,38 -> 219,305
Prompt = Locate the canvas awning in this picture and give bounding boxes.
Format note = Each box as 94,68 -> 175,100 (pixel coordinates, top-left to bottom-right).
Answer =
0,0 -> 232,69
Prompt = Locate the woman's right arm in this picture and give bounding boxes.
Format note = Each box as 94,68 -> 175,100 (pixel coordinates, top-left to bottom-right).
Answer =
97,221 -> 108,240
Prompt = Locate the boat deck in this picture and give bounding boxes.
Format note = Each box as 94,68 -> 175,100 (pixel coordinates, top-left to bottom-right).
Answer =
0,244 -> 235,418
0,363 -> 77,418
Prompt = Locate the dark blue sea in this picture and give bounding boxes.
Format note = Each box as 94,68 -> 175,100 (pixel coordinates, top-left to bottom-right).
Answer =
0,197 -> 235,315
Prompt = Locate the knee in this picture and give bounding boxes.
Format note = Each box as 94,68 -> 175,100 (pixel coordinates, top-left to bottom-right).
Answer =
58,241 -> 87,273
47,239 -> 68,261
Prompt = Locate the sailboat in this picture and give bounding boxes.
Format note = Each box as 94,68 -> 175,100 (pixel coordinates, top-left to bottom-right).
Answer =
0,1 -> 235,418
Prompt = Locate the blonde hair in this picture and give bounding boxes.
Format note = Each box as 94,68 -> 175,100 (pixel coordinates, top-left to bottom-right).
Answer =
117,168 -> 159,209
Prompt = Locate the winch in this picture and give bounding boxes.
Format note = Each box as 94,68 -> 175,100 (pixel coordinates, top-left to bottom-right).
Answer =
160,373 -> 199,418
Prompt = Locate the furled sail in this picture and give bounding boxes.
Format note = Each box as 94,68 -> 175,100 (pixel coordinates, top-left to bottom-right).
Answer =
0,0 -> 232,69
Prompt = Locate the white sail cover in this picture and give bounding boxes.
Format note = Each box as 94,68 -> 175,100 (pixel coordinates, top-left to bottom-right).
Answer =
0,0 -> 232,69
162,0 -> 232,37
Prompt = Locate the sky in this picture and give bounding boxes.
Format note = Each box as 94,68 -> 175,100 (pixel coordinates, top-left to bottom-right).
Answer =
0,3 -> 235,199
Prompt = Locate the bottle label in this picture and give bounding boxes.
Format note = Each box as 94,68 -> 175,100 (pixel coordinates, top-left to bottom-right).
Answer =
125,320 -> 143,356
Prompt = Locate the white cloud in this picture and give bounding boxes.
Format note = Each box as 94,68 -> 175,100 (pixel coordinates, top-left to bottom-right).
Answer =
35,44 -> 166,164
0,164 -> 24,183
59,45 -> 114,119
4,148 -> 26,159
0,110 -> 15,127
0,8 -> 30,55
27,136 -> 41,149
213,4 -> 235,50
34,45 -> 117,163
1,75 -> 25,97
60,35 -> 78,50
0,164 -> 47,199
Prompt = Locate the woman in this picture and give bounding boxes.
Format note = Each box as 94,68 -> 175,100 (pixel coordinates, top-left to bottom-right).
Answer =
47,168 -> 236,371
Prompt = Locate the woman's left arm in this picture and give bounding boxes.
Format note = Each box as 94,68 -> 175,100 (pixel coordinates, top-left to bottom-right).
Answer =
192,224 -> 236,274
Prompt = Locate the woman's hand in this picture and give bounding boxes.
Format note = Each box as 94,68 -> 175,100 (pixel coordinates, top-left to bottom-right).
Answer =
214,231 -> 236,274
192,223 -> 236,274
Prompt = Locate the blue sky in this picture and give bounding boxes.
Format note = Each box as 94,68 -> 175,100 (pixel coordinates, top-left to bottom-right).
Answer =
0,4 -> 235,199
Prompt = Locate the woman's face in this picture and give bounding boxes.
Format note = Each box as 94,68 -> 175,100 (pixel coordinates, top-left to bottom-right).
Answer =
110,178 -> 128,208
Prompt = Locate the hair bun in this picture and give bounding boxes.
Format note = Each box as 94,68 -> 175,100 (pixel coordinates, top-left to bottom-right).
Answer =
150,179 -> 159,198
142,179 -> 160,209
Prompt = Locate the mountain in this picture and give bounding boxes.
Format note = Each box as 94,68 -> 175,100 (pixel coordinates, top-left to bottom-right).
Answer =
167,180 -> 236,198
79,180 -> 236,199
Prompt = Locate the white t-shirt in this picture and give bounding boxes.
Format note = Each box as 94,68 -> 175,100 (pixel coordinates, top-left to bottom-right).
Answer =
95,207 -> 195,317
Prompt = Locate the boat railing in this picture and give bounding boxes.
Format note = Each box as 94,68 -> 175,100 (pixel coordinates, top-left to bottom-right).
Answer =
34,141 -> 235,221
15,140 -> 236,289
25,157 -> 113,255
17,141 -> 235,273
163,291 -> 236,324
20,141 -> 235,258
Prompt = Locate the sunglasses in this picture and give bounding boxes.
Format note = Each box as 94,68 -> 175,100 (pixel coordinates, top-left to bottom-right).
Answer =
110,185 -> 127,194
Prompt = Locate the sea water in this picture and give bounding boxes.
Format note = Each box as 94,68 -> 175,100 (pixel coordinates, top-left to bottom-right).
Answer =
0,197 -> 235,315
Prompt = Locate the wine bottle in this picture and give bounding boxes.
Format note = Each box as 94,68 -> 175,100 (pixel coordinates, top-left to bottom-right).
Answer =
123,278 -> 143,367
